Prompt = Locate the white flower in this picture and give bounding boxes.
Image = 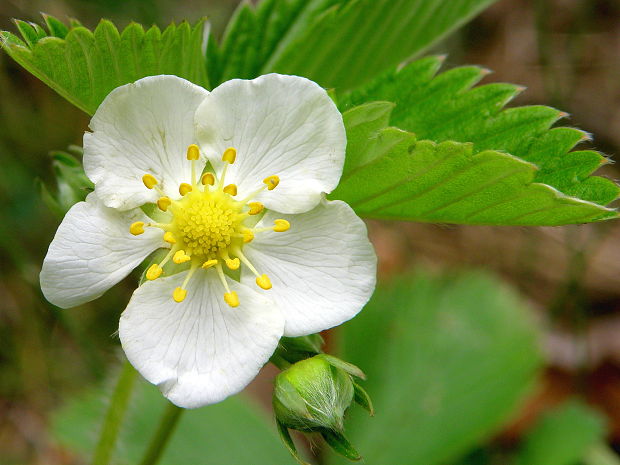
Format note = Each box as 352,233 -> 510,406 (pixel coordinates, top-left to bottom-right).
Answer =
40,74 -> 377,408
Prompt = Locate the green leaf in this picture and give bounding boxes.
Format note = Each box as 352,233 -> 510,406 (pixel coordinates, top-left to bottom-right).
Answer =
516,400 -> 606,465
209,0 -> 337,84
52,372 -> 295,465
341,56 -> 620,207
329,101 -> 618,226
264,0 -> 499,90
1,16 -> 209,115
330,270 -> 543,465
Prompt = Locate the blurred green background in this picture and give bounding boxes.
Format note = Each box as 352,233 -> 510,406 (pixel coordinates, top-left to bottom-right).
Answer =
2,0 -> 620,464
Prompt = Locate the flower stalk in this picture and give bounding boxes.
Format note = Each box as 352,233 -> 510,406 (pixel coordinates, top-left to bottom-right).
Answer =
138,402 -> 185,465
91,360 -> 138,465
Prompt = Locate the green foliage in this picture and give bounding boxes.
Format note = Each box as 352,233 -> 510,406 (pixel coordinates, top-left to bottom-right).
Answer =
1,17 -> 209,115
264,0 -> 499,90
516,401 -> 606,465
37,146 -> 93,218
209,0 -> 498,90
208,0 -> 337,84
330,102 -> 617,225
331,270 -> 543,465
52,373 -> 295,465
341,56 -> 620,207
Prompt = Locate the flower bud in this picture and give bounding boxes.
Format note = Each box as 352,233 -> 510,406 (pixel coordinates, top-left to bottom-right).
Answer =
273,354 -> 373,463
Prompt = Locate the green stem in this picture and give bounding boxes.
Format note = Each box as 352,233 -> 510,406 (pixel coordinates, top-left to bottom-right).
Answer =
138,402 -> 185,465
91,360 -> 138,465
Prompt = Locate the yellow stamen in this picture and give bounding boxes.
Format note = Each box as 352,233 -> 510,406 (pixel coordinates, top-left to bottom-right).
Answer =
186,144 -> 200,161
146,264 -> 163,280
130,221 -> 145,235
222,147 -> 237,164
225,257 -> 240,270
179,183 -> 193,196
163,232 -> 176,244
263,175 -> 279,190
157,196 -> 172,211
173,287 -> 187,303
233,248 -> 260,277
242,229 -> 254,243
215,263 -> 238,307
256,274 -> 272,290
173,250 -> 191,264
202,259 -> 218,269
247,202 -> 264,215
142,174 -> 158,189
224,291 -> 239,308
223,184 -> 237,196
273,219 -> 290,232
201,173 -> 215,186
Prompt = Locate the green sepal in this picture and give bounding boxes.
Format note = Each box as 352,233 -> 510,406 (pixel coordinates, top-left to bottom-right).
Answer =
275,420 -> 311,465
320,429 -> 362,461
352,381 -> 374,416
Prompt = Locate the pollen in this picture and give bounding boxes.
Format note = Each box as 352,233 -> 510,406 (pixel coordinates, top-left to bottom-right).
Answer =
248,202 -> 264,215
222,147 -> 237,164
263,175 -> 279,190
130,221 -> 145,235
256,274 -> 272,290
173,250 -> 191,264
142,174 -> 158,189
225,258 -> 240,270
186,144 -> 200,161
224,291 -> 239,308
173,287 -> 187,303
273,219 -> 290,232
179,183 -> 193,196
163,232 -> 176,244
157,196 -> 172,211
223,184 -> 237,196
201,173 -> 215,186
146,264 -> 163,280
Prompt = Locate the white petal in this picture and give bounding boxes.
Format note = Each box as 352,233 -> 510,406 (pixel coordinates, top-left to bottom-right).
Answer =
119,271 -> 284,408
40,194 -> 164,308
242,200 -> 376,337
84,75 -> 210,210
195,74 -> 345,214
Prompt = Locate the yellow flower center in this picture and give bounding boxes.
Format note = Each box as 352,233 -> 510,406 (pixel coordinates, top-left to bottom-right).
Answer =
170,189 -> 242,261
130,144 -> 290,308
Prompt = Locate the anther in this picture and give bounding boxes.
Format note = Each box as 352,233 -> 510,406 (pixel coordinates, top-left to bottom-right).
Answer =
242,229 -> 254,243
273,219 -> 290,232
146,264 -> 163,280
225,258 -> 240,270
256,274 -> 272,290
223,184 -> 237,196
222,147 -> 237,164
263,175 -> 279,190
157,196 -> 172,211
224,291 -> 239,308
130,221 -> 145,235
179,183 -> 193,196
163,232 -> 176,244
142,174 -> 158,189
186,144 -> 200,161
202,259 -> 218,269
173,287 -> 187,303
201,173 -> 215,186
173,250 -> 191,264
248,202 -> 264,215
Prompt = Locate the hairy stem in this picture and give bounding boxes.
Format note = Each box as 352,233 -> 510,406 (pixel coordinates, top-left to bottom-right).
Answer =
91,360 -> 138,465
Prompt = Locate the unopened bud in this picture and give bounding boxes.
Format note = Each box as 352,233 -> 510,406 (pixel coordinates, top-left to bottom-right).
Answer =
273,354 -> 372,463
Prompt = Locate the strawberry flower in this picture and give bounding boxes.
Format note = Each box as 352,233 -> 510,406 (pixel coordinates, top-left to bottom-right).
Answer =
40,74 -> 376,408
